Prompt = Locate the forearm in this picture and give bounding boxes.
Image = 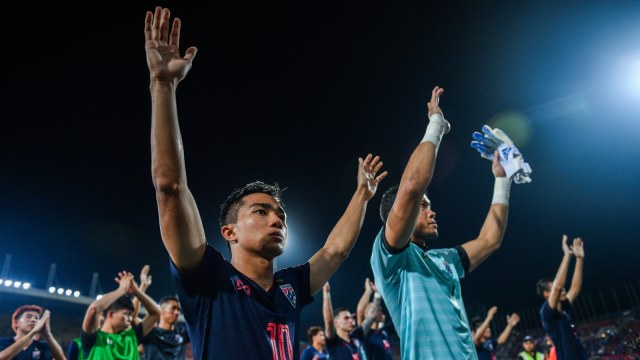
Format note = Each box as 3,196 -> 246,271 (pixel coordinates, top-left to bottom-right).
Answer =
497,324 -> 513,345
568,257 -> 584,301
44,333 -> 67,360
356,289 -> 373,325
150,79 -> 187,191
322,291 -> 334,338
549,254 -> 572,308
473,318 -> 492,344
465,202 -> 509,272
83,287 -> 125,332
0,334 -> 35,360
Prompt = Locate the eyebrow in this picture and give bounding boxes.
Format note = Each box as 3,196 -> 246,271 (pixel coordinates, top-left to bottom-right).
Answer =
249,202 -> 286,216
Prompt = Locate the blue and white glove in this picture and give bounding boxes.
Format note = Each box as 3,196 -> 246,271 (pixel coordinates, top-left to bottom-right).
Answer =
471,125 -> 532,184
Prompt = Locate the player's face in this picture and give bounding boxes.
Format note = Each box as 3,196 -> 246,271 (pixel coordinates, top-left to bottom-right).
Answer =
414,195 -> 438,240
161,300 -> 181,325
313,331 -> 326,347
16,311 -> 40,334
523,340 -> 535,352
109,309 -> 133,332
334,311 -> 356,332
232,193 -> 287,259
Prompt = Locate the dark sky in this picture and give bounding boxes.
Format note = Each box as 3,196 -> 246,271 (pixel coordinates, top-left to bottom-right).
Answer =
3,1 -> 640,333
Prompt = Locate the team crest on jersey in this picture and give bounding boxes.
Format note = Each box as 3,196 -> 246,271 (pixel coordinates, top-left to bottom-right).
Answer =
231,275 -> 251,296
279,284 -> 296,308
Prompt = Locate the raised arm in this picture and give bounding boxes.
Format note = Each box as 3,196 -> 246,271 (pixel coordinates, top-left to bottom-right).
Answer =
146,6 -> 205,271
548,235 -> 573,310
356,278 -> 374,325
42,312 -> 66,360
496,313 -> 520,345
322,283 -> 335,339
0,311 -> 50,360
473,306 -> 497,345
461,152 -> 510,272
308,154 -> 387,294
385,86 -> 449,249
566,237 -> 584,303
132,264 -> 152,326
130,280 -> 161,336
82,273 -> 132,334
360,294 -> 382,337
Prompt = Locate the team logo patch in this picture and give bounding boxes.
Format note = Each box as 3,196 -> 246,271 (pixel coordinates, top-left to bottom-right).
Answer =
279,284 -> 296,308
231,275 -> 251,296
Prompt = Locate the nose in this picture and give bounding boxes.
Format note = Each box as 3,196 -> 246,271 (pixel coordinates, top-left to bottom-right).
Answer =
270,213 -> 284,229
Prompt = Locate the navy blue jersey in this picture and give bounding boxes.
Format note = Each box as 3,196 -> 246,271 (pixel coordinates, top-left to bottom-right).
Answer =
300,346 -> 329,360
171,244 -> 313,360
0,338 -> 53,360
326,332 -> 365,360
354,324 -> 394,360
540,300 -> 587,360
475,338 -> 498,360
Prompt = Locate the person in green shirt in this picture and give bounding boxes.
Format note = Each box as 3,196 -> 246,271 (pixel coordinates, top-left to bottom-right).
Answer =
80,271 -> 160,359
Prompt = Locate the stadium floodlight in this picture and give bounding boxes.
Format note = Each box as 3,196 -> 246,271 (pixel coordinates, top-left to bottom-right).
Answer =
96,294 -> 103,300
65,289 -> 72,296
73,291 -> 80,297
49,286 -> 56,293
4,280 -> 12,287
57,288 -> 64,295
23,283 -> 30,289
0,279 -> 3,285
14,281 -> 22,288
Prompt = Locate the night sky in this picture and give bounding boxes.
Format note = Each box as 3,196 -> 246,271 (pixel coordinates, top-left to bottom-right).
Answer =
3,1 -> 640,334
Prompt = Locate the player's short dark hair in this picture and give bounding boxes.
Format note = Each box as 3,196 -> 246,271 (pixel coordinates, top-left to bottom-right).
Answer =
332,307 -> 352,320
103,295 -> 134,317
307,326 -> 323,343
379,185 -> 429,223
471,316 -> 484,331
219,181 -> 283,227
12,305 -> 43,332
536,278 -> 552,297
159,296 -> 179,306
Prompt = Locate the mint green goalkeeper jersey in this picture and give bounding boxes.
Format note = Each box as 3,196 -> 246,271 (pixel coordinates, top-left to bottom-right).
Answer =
370,227 -> 477,360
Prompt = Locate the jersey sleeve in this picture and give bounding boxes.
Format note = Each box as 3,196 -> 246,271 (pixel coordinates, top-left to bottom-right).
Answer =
370,227 -> 408,283
170,243 -> 226,324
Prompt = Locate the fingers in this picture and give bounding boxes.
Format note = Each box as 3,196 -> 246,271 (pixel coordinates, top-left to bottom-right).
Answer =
144,11 -> 153,41
430,86 -> 444,104
170,18 -> 181,48
375,171 -> 389,183
160,8 -> 171,44
152,7 -> 162,42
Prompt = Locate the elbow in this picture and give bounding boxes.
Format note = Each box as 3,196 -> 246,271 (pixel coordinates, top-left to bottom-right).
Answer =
153,174 -> 186,198
399,178 -> 429,198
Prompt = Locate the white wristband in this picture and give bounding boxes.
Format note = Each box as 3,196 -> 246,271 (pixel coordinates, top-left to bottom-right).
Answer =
492,177 -> 512,205
421,114 -> 448,147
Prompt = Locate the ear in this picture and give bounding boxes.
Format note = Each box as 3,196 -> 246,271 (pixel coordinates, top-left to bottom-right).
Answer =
221,224 -> 237,242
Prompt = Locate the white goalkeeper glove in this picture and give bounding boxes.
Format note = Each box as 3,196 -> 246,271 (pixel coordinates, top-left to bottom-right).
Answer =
471,125 -> 532,184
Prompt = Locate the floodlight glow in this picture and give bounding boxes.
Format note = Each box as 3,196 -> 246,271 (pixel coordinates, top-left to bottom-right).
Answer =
96,294 -> 103,300
23,283 -> 30,289
0,279 -> 3,285
57,288 -> 64,294
65,289 -> 72,296
14,281 -> 22,288
49,287 -> 56,293
73,291 -> 80,297
4,280 -> 12,287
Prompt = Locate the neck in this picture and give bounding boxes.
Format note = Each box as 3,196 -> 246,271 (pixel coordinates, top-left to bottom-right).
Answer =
410,236 -> 427,250
101,322 -> 122,334
312,343 -> 324,352
336,329 -> 351,342
231,252 -> 275,291
13,331 -> 30,342
158,319 -> 174,331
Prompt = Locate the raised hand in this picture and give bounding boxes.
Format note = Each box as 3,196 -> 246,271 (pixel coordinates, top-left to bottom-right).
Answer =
427,86 -> 445,119
145,7 -> 198,83
506,313 -> 520,327
492,151 -> 507,178
357,154 -> 388,201
561,235 -> 572,256
140,265 -> 153,288
571,237 -> 585,258
323,282 -> 331,293
31,310 -> 49,335
115,271 -> 137,295
487,306 -> 498,319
